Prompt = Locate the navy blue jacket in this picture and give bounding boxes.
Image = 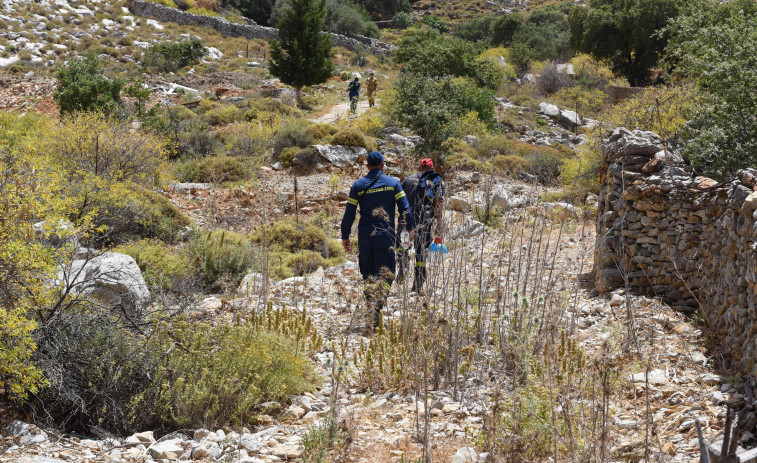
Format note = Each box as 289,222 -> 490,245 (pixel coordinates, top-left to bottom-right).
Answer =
348,80 -> 361,98
341,169 -> 415,246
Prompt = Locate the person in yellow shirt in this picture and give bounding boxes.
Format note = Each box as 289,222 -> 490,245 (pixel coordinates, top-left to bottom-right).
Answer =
365,70 -> 378,107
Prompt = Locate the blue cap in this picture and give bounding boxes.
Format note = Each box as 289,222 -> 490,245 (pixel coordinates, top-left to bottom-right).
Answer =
367,151 -> 384,166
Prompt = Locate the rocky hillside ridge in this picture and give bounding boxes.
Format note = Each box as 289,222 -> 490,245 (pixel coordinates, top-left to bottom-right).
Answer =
126,0 -> 395,55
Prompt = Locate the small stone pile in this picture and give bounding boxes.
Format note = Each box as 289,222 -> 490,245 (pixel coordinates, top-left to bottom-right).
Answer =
595,127 -> 757,376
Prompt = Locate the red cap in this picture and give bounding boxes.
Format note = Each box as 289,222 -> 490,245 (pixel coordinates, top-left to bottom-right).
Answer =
419,158 -> 433,169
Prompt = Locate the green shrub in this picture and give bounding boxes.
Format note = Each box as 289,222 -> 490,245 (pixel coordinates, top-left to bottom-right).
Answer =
272,119 -> 311,155
175,155 -> 253,184
250,219 -> 345,279
492,154 -> 527,173
453,15 -> 496,42
252,219 -> 338,255
206,103 -> 241,125
76,180 -> 190,246
32,302 -> 157,435
306,123 -> 338,141
390,73 -> 495,153
115,239 -> 193,291
330,127 -> 370,149
270,0 -> 380,38
423,15 -> 449,33
242,97 -> 304,121
392,11 -> 412,29
279,146 -> 300,167
54,53 -> 124,116
526,151 -> 563,185
143,38 -> 207,73
178,129 -> 223,157
184,230 -> 256,291
137,318 -> 317,430
394,29 -> 503,89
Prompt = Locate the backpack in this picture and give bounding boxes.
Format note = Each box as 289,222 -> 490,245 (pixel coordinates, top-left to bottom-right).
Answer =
418,170 -> 443,201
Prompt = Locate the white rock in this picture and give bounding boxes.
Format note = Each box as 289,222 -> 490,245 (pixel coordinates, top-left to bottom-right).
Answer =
449,195 -> 471,212
145,19 -> 164,30
610,293 -> 625,307
240,434 -> 262,452
698,373 -> 723,386
194,428 -> 211,441
452,446 -> 478,463
538,102 -> 560,118
205,46 -> 222,61
251,426 -> 280,441
387,133 -> 414,147
5,421 -> 48,445
0,56 -> 20,67
148,439 -> 185,460
628,369 -> 667,385
59,252 -> 150,314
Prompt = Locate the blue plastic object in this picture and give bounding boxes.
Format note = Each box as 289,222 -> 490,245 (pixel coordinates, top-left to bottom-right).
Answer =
430,238 -> 447,253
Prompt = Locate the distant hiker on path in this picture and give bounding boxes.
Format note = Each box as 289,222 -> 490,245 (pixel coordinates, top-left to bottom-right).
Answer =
341,151 -> 415,329
348,76 -> 361,115
366,70 -> 378,107
397,158 -> 445,294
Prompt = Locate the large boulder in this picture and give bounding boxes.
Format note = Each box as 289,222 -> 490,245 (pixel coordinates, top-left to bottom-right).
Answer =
293,145 -> 368,170
538,102 -> 560,118
559,109 -> 582,128
312,145 -> 368,168
60,252 -> 150,314
489,186 -> 510,211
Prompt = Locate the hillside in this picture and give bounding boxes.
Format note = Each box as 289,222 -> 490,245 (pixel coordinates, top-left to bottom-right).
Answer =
1,0 -> 756,462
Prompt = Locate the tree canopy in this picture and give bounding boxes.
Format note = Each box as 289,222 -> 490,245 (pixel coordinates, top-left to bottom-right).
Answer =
269,0 -> 334,103
664,0 -> 757,180
219,0 -> 276,25
569,0 -> 687,86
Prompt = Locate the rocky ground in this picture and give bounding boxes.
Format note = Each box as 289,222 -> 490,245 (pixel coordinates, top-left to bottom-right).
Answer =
0,166 -> 740,462
0,1 -> 740,461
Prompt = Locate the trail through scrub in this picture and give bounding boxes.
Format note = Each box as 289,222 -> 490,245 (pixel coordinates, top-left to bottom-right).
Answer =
311,98 -> 378,124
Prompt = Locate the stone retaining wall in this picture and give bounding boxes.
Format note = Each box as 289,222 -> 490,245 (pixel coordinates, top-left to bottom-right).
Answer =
126,0 -> 394,55
595,128 -> 757,375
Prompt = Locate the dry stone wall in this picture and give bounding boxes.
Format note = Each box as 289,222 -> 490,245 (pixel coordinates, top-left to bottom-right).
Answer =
126,0 -> 394,55
595,128 -> 757,374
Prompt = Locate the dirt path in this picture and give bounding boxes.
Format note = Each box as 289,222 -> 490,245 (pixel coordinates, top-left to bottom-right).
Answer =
311,98 -> 378,124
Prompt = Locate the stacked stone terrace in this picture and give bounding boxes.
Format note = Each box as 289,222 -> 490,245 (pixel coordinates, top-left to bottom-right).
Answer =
126,0 -> 394,55
596,128 -> 757,374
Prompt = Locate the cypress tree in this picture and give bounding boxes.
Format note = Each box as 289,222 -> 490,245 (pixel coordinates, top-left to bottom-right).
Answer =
269,0 -> 334,106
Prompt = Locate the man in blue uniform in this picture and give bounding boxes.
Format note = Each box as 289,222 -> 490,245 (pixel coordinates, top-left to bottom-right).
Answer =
397,158 -> 444,294
341,151 -> 415,327
347,77 -> 361,115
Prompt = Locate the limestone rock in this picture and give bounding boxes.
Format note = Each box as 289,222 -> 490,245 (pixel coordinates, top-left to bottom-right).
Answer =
239,272 -> 268,296
6,421 -> 48,445
538,102 -> 559,117
240,434 -> 262,452
59,252 -> 150,314
271,443 -> 303,459
148,438 -> 185,460
452,446 -> 478,463
311,145 -> 368,168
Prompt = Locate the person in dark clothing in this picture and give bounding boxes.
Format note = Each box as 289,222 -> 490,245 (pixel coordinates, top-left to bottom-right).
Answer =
341,151 -> 415,327
397,158 -> 444,294
348,77 -> 361,115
